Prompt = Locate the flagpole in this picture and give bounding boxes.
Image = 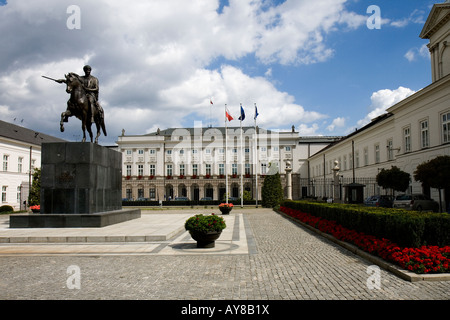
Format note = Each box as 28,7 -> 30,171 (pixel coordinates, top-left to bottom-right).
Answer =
254,103 -> 258,208
209,98 -> 213,128
240,103 -> 244,208
225,104 -> 228,204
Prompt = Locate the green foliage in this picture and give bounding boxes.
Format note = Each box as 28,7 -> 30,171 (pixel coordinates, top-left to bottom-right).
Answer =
261,172 -> 283,208
376,166 -> 410,193
28,168 -> 41,206
281,200 -> 450,247
242,190 -> 253,201
0,205 -> 14,214
184,214 -> 227,233
414,155 -> 450,190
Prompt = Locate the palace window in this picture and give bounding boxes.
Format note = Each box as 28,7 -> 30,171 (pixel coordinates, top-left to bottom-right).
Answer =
442,112 -> 450,143
166,164 -> 173,176
232,163 -> 237,175
355,150 -> 360,168
1,186 -> 6,202
374,144 -> 380,164
179,164 -> 185,176
149,188 -> 156,199
192,164 -> 198,176
149,164 -> 156,176
3,155 -> 8,171
404,127 -> 411,153
387,139 -> 394,160
364,147 -> 368,166
420,119 -> 429,148
261,163 -> 267,174
18,157 -> 23,173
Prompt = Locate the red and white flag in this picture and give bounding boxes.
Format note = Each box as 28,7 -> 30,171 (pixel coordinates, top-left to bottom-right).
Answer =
225,107 -> 233,121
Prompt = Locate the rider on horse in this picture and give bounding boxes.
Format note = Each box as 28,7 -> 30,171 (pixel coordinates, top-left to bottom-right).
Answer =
57,65 -> 104,123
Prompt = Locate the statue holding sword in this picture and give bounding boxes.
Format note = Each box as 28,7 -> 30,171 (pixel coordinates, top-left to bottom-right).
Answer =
42,65 -> 106,143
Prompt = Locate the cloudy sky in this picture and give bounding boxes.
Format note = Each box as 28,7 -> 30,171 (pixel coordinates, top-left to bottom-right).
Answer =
0,0 -> 437,145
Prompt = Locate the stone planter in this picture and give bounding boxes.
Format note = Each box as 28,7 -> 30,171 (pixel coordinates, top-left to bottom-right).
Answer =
219,206 -> 232,215
189,230 -> 222,248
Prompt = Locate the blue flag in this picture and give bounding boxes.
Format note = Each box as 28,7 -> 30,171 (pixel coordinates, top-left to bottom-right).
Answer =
254,105 -> 259,120
239,105 -> 245,121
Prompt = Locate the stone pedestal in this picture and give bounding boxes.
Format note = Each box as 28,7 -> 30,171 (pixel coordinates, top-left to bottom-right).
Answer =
40,142 -> 122,214
10,142 -> 140,228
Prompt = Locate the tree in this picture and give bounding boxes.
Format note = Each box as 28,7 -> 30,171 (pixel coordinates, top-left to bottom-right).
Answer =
261,171 -> 283,208
376,166 -> 410,196
414,156 -> 450,212
28,168 -> 41,206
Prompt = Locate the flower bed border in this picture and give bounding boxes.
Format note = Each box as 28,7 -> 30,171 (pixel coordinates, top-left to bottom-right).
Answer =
277,206 -> 450,282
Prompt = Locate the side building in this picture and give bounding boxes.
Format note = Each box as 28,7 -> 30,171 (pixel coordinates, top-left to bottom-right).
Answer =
304,2 -> 450,208
0,120 -> 65,210
116,126 -> 339,202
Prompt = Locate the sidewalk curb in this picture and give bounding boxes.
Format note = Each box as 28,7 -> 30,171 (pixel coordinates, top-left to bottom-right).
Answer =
275,209 -> 450,282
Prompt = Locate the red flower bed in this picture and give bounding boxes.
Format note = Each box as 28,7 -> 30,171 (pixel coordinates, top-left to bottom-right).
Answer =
279,206 -> 450,274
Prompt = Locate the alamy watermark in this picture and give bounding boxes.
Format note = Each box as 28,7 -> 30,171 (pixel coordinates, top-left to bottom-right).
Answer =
168,121 -> 280,175
366,265 -> 381,290
67,5 -> 81,30
367,5 -> 381,30
66,265 -> 81,290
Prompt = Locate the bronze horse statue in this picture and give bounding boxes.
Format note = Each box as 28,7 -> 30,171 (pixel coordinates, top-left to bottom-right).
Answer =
60,73 -> 107,143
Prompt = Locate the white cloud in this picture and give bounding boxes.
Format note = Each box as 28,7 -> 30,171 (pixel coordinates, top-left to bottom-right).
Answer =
357,86 -> 416,128
159,65 -> 327,129
0,0 -> 370,144
297,123 -> 320,136
405,44 -> 430,62
327,117 -> 346,132
390,8 -> 426,28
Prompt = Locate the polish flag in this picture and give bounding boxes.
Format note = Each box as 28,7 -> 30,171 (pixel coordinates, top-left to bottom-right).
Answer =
225,107 -> 234,121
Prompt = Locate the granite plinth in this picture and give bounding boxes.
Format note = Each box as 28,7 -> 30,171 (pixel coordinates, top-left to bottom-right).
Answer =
9,209 -> 141,228
40,142 -> 122,214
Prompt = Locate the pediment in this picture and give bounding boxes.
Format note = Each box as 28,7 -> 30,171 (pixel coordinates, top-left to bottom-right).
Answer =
420,4 -> 450,39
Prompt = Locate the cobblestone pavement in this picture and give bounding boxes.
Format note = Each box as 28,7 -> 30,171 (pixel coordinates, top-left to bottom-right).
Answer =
0,208 -> 448,302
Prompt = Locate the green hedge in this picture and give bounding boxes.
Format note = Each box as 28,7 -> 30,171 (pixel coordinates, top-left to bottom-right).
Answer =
123,200 -> 257,207
0,205 -> 14,214
281,200 -> 450,248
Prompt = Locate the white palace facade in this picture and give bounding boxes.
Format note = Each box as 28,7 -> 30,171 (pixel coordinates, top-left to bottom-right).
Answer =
115,126 -> 339,202
0,120 -> 65,210
306,2 -> 450,208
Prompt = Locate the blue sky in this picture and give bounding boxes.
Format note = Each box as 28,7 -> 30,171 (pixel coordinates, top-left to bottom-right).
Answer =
0,0 -> 440,144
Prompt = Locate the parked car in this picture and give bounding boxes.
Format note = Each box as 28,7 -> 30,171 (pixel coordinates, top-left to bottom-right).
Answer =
200,197 -> 213,201
364,195 -> 393,208
174,197 -> 189,201
393,194 -> 439,212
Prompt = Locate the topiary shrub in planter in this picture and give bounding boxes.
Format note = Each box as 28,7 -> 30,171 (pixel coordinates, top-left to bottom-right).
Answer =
0,205 -> 14,214
185,214 -> 227,248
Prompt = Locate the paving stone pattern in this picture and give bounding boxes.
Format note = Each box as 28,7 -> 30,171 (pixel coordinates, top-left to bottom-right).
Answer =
0,209 -> 449,300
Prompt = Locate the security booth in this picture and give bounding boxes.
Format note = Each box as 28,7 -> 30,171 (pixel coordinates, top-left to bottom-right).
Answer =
344,183 -> 365,204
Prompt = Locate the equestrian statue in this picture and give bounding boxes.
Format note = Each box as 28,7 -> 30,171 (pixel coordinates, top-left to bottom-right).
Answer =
43,65 -> 107,144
